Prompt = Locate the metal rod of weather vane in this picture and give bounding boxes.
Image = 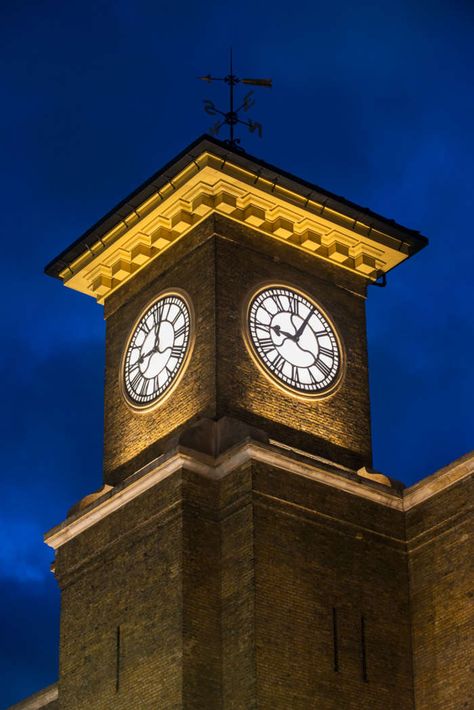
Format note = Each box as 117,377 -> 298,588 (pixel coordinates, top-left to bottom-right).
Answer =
229,49 -> 234,144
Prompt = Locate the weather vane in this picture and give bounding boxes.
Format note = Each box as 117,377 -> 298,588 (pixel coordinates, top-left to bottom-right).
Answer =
199,51 -> 272,148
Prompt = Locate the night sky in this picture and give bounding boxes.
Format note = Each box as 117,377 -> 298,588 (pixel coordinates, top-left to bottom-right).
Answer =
1,1 -> 473,706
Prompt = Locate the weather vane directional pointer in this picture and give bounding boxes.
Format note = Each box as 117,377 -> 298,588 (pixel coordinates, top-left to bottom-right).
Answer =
199,51 -> 272,148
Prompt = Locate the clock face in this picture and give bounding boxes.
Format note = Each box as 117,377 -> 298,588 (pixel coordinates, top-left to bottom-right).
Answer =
247,285 -> 342,396
123,292 -> 192,407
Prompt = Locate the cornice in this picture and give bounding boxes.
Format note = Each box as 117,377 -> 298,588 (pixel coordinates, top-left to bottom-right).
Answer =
7,684 -> 58,710
56,151 -> 420,303
403,449 -> 474,510
44,440 -> 403,550
44,443 -> 473,551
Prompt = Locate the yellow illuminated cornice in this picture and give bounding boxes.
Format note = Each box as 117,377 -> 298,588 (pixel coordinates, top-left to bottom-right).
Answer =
59,151 -> 413,302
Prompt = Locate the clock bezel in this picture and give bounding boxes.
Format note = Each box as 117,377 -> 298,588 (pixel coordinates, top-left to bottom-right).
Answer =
120,288 -> 195,412
243,282 -> 345,400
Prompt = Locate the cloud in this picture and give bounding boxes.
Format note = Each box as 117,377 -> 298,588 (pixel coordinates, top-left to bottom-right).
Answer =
0,334 -> 103,705
0,575 -> 59,708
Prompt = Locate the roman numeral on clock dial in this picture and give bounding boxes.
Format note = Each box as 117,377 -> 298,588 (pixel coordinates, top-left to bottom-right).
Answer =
252,319 -> 270,334
170,310 -> 181,326
318,346 -> 334,359
272,353 -> 285,372
259,337 -> 275,354
289,297 -> 299,316
130,370 -> 143,391
174,324 -> 187,340
272,293 -> 285,311
315,358 -> 331,379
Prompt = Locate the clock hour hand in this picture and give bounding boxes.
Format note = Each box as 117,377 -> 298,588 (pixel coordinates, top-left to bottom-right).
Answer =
139,346 -> 154,364
271,324 -> 297,341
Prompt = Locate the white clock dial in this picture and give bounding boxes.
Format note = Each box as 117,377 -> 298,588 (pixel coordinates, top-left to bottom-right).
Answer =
123,292 -> 191,407
247,286 -> 342,396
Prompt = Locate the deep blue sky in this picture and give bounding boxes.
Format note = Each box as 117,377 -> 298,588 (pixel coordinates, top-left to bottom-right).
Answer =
1,0 -> 473,705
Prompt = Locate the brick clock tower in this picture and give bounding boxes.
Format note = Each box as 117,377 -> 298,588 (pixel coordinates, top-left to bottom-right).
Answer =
32,136 -> 472,710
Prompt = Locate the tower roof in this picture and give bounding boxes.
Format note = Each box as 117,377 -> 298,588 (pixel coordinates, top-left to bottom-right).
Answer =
45,135 -> 428,302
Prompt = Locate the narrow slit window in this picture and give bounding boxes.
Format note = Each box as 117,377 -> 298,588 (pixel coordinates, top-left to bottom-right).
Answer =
332,607 -> 339,672
116,625 -> 121,692
360,615 -> 368,683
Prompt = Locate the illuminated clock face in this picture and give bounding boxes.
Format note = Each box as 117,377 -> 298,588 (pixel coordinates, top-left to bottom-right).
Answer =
247,285 -> 342,396
123,292 -> 192,407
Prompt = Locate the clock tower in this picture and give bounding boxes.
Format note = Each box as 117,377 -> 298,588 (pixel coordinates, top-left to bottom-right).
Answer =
47,136 -> 422,485
39,136 -> 473,710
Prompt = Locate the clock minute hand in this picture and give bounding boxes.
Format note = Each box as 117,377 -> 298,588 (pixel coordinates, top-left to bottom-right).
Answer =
294,309 -> 315,341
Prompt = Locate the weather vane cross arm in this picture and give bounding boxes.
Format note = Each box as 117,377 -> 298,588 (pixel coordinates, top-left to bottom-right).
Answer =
198,54 -> 271,148
241,78 -> 272,87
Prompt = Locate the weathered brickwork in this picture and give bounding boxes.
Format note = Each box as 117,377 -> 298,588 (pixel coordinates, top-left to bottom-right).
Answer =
252,463 -> 414,710
407,473 -> 473,710
50,454 -> 457,710
56,473 -> 184,709
182,465 -> 256,709
54,464 -> 257,709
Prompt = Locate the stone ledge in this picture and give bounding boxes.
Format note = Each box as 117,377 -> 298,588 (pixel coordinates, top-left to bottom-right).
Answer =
44,437 -> 403,550
403,449 -> 474,510
44,437 -> 473,551
7,684 -> 58,710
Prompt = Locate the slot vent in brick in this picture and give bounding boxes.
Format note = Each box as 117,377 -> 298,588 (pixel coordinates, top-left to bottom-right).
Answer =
116,625 -> 121,693
332,608 -> 339,672
360,615 -> 368,683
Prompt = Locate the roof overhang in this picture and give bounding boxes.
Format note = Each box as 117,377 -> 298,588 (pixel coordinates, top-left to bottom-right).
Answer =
45,135 -> 428,303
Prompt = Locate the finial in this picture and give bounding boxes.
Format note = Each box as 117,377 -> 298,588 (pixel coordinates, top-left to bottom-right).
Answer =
199,49 -> 272,149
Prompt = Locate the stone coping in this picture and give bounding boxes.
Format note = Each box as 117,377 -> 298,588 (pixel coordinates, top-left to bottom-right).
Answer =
7,684 -> 58,710
403,449 -> 473,510
44,441 -> 471,551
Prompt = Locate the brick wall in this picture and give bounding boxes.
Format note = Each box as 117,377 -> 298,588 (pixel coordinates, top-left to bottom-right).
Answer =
252,462 -> 413,710
407,473 -> 473,710
54,454 -> 420,709
56,474 -> 184,709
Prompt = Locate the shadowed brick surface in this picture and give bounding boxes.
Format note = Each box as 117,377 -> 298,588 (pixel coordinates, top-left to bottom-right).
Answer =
252,463 -> 414,710
51,458 -> 470,709
407,474 -> 473,710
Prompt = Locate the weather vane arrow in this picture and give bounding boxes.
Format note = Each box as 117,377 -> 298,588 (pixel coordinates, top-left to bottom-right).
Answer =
199,50 -> 272,149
